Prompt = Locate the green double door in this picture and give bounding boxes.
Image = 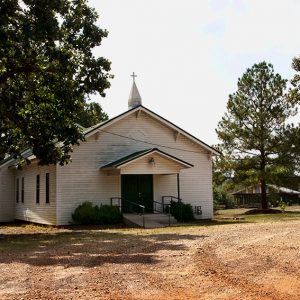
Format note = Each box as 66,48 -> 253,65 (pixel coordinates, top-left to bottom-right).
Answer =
121,175 -> 153,213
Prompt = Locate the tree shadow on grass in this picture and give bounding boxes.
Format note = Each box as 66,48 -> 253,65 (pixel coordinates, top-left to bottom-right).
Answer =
0,229 -> 208,268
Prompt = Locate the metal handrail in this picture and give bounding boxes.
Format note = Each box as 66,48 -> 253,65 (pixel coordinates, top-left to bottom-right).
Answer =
153,200 -> 171,226
112,196 -> 199,227
153,200 -> 169,213
162,196 -> 203,220
153,200 -> 163,213
124,199 -> 145,211
162,195 -> 182,204
110,197 -> 145,212
110,197 -> 145,228
162,195 -> 184,222
162,196 -> 182,213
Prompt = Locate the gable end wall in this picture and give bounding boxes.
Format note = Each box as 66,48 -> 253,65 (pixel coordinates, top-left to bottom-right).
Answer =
56,111 -> 213,225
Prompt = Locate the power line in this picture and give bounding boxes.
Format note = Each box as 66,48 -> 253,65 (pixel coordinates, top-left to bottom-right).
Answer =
98,129 -> 204,154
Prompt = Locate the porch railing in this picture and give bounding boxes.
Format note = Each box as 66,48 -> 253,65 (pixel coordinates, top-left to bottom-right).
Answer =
111,195 -> 202,227
162,195 -> 203,220
110,197 -> 145,228
162,195 -> 182,206
153,200 -> 171,226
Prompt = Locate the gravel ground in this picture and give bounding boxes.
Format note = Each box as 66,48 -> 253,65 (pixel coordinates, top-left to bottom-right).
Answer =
0,220 -> 300,300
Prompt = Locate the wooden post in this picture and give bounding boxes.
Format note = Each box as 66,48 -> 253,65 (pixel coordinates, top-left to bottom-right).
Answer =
177,173 -> 180,199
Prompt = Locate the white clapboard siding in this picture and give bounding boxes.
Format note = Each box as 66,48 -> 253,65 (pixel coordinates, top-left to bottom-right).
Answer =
14,163 -> 57,225
56,142 -> 121,225
153,174 -> 178,203
56,110 -> 213,225
0,166 -> 15,222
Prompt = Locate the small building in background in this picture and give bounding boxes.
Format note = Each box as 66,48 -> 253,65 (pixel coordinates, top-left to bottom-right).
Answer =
233,184 -> 300,208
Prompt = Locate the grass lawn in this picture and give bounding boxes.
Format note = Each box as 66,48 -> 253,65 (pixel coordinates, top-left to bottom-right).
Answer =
214,205 -> 300,223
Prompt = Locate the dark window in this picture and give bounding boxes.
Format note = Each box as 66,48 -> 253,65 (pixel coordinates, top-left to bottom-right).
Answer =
21,177 -> 24,203
36,175 -> 40,204
16,178 -> 19,203
46,173 -> 50,203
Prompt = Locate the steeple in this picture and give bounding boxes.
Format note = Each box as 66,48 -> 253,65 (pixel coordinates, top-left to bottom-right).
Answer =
128,72 -> 142,109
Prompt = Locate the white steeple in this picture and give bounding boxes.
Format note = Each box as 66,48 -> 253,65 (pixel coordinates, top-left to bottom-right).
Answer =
128,72 -> 142,109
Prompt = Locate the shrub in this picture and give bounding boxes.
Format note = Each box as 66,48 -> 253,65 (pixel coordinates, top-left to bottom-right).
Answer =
72,201 -> 97,225
72,202 -> 122,225
170,200 -> 194,222
96,205 -> 122,225
278,198 -> 286,212
213,188 -> 237,210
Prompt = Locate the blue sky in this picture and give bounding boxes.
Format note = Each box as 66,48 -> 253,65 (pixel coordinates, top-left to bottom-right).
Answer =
88,0 -> 300,146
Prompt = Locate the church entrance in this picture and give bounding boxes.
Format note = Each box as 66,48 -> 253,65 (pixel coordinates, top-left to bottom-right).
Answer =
121,175 -> 153,213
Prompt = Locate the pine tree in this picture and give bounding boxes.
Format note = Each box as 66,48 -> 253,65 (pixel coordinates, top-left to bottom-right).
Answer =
216,62 -> 298,209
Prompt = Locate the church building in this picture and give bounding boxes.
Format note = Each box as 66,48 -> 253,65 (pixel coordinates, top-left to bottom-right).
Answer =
0,79 -> 219,225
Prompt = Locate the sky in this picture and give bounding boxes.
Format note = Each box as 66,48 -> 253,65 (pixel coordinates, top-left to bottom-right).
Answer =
88,0 -> 300,146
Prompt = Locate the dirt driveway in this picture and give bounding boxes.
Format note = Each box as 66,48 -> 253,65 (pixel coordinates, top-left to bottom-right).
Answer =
0,220 -> 299,300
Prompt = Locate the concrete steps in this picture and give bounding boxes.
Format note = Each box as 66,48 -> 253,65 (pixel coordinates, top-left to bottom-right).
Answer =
123,213 -> 178,228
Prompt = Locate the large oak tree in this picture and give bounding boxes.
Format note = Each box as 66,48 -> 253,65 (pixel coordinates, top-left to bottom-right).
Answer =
0,0 -> 112,166
216,62 -> 299,209
76,102 -> 108,128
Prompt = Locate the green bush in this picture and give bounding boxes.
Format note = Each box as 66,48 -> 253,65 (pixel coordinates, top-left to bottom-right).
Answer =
96,205 -> 122,225
72,202 -> 122,225
170,200 -> 194,222
72,201 -> 97,225
278,198 -> 286,212
213,188 -> 237,210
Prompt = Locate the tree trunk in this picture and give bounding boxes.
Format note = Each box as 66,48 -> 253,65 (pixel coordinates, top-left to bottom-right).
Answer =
260,177 -> 268,209
260,149 -> 268,210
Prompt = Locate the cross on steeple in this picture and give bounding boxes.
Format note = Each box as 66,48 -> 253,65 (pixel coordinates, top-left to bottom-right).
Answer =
130,72 -> 137,82
128,72 -> 142,109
